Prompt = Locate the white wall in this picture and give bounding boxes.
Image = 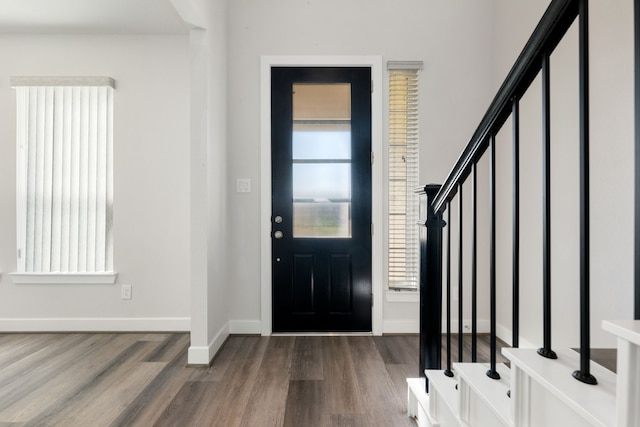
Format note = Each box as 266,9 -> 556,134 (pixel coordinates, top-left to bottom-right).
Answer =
1,1 -> 629,362
203,0 -> 230,359
226,0 -> 498,333
491,0 -> 635,348
0,34 -> 191,331
169,0 -> 231,364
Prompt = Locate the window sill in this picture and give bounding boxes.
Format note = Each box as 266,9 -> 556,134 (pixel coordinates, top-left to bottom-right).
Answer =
10,272 -> 118,285
385,290 -> 419,303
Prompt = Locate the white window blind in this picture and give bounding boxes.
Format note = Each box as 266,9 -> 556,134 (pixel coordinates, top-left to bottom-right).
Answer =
388,63 -> 421,290
13,77 -> 114,275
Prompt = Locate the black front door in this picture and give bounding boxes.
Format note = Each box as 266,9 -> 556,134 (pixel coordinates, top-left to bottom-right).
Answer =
271,67 -> 372,332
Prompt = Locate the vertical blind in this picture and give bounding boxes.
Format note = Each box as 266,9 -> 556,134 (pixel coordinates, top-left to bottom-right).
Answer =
13,77 -> 114,273
388,63 -> 421,289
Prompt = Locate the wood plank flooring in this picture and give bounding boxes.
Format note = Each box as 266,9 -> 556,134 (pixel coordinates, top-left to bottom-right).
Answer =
0,333 -> 417,426
0,332 -> 524,426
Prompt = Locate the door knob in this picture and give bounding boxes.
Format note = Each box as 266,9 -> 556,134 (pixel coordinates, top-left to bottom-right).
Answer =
274,216 -> 283,224
274,231 -> 283,239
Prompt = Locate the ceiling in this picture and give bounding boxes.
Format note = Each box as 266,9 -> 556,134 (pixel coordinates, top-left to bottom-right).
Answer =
0,0 -> 188,34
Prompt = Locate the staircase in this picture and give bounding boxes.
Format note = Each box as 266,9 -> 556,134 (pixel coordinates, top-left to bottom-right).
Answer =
408,0 -> 640,425
408,320 -> 640,426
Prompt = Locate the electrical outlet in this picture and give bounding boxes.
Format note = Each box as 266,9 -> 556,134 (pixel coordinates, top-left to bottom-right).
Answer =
121,284 -> 132,300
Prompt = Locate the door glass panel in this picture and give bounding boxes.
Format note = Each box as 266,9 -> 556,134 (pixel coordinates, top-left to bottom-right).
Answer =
292,83 -> 352,238
294,202 -> 351,237
293,84 -> 350,120
293,164 -> 351,200
293,125 -> 351,160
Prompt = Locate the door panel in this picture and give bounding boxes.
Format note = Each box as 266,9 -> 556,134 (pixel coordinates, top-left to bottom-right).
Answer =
329,253 -> 352,314
271,67 -> 372,332
293,254 -> 314,314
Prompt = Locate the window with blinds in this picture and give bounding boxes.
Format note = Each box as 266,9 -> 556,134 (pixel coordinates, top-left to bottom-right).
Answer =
388,62 -> 421,290
12,77 -> 114,279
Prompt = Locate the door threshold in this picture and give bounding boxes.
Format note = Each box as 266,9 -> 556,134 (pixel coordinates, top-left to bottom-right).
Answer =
271,332 -> 373,337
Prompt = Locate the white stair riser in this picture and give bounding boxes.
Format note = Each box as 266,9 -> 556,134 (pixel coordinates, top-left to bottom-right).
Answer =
407,378 -> 441,427
615,338 -> 640,427
512,365 -> 607,427
430,387 -> 461,427
459,380 -> 510,427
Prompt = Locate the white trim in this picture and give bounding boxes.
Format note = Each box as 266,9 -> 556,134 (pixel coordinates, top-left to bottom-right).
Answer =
383,319 -> 495,335
260,55 -> 384,336
496,324 -> 538,348
386,61 -> 424,71
383,320 -> 419,334
385,290 -> 419,303
188,322 -> 229,365
10,272 -> 117,284
11,76 -> 115,88
229,320 -> 262,335
602,319 -> 640,345
381,318 -> 492,335
272,332 -> 372,337
447,319 -> 491,335
187,346 -> 212,366
0,317 -> 190,332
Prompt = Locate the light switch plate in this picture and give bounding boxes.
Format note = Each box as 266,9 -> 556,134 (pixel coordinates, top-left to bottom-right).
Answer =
237,178 -> 251,193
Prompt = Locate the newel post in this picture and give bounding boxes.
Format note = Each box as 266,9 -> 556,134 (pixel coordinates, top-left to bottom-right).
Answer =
416,184 -> 443,391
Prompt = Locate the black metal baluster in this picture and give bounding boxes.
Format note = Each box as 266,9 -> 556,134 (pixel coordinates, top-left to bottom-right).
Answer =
472,163 -> 478,362
635,0 -> 640,320
458,184 -> 464,363
487,134 -> 501,380
418,185 -> 444,393
445,203 -> 454,377
573,0 -> 597,385
539,53 -> 558,360
512,99 -> 520,348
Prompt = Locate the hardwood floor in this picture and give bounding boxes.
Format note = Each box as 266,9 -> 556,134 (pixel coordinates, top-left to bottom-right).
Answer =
0,332 -> 522,426
0,333 -> 417,426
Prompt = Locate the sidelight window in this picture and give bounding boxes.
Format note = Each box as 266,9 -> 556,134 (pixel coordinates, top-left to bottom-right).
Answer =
387,62 -> 421,290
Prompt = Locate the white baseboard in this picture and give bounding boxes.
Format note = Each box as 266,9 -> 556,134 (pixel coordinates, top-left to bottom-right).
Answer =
382,318 -> 491,335
187,345 -> 211,365
447,319 -> 490,334
0,317 -> 190,332
383,319 -> 419,334
385,291 -> 419,303
229,320 -> 262,335
188,321 -> 229,365
496,324 -> 537,349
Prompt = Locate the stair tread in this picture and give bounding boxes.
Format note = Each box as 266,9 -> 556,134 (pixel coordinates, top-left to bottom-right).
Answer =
503,347 -> 616,427
455,362 -> 512,425
603,319 -> 640,346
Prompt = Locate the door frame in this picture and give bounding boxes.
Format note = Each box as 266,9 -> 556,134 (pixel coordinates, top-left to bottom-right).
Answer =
260,56 -> 383,336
